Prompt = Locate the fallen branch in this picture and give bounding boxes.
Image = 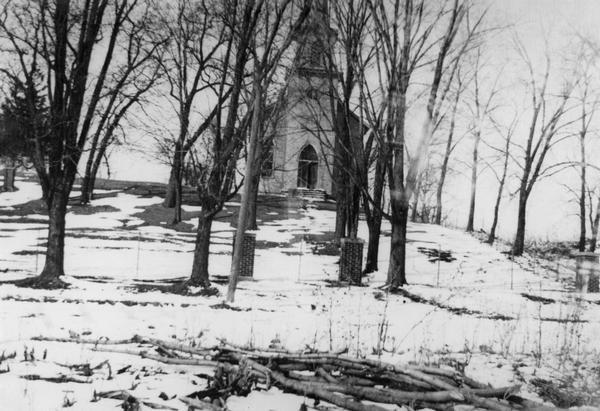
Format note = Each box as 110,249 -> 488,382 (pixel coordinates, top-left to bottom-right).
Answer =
91,346 -> 222,368
20,374 -> 89,384
32,335 -> 135,345
179,396 -> 224,410
94,390 -> 178,410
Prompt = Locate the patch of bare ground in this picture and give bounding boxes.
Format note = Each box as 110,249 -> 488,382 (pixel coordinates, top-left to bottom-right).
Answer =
68,204 -> 120,215
131,203 -> 198,232
387,287 -> 588,323
129,277 -> 220,297
520,293 -> 556,304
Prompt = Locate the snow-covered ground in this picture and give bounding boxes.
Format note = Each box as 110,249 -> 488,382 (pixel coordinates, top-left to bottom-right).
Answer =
0,179 -> 599,410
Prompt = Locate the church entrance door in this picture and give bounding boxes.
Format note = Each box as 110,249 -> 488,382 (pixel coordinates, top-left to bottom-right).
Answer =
297,145 -> 318,189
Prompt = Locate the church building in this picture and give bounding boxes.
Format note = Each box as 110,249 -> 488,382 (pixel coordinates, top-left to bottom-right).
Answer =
259,2 -> 337,198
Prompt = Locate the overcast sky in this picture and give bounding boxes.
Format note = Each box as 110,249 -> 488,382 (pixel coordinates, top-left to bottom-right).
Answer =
99,1 -> 600,242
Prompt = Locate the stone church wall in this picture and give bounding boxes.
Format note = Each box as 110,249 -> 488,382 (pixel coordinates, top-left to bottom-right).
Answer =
261,96 -> 334,194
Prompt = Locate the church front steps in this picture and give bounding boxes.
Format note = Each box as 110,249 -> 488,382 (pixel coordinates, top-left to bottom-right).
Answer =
287,187 -> 327,201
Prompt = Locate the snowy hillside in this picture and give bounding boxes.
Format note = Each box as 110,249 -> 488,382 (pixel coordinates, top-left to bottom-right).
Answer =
0,179 -> 599,410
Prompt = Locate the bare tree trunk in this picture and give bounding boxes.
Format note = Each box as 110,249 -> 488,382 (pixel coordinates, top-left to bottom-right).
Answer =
79,175 -> 92,204
189,213 -> 213,287
333,132 -> 348,241
3,162 -> 17,192
466,131 -> 480,232
40,192 -> 67,278
387,199 -> 408,287
172,175 -> 182,224
487,175 -> 505,244
80,129 -> 101,205
420,201 -> 429,223
590,197 -> 600,252
487,136 -> 510,244
17,188 -> 69,288
86,138 -> 109,203
346,186 -> 360,238
164,141 -> 184,209
364,213 -> 381,274
434,87 -> 460,225
247,171 -> 261,230
410,180 -> 420,223
513,190 -> 527,256
228,73 -> 263,303
578,134 -> 587,252
434,164 -> 447,225
363,157 -> 385,274
335,199 -> 347,240
80,140 -> 107,205
247,137 -> 264,231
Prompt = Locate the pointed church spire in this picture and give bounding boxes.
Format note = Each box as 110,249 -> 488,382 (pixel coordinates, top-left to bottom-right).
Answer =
295,0 -> 335,76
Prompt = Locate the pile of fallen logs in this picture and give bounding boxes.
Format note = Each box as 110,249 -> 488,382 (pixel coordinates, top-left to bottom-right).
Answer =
30,335 -> 556,411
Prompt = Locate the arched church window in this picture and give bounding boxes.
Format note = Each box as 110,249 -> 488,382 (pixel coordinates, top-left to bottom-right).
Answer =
297,144 -> 318,189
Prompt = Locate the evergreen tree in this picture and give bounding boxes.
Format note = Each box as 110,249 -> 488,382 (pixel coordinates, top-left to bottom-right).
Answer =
0,71 -> 48,191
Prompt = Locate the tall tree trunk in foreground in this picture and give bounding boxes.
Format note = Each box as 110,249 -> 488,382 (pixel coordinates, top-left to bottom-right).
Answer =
247,178 -> 260,230
387,198 -> 409,286
246,133 -> 267,231
578,133 -> 587,252
38,190 -> 69,285
228,74 -> 263,302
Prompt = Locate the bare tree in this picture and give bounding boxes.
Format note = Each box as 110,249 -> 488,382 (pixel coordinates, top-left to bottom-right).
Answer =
485,113 -> 517,244
290,0 -> 373,244
589,188 -> 600,252
510,46 -> 579,255
183,0 -> 261,290
434,72 -> 465,225
325,1 -> 373,242
464,47 -> 502,232
511,39 -> 579,256
0,0 -> 151,288
227,0 -> 311,303
245,81 -> 294,230
79,3 -> 164,205
156,0 -> 230,225
574,58 -> 599,251
367,0 -> 478,287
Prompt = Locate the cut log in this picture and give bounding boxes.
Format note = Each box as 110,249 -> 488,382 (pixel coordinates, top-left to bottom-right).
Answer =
179,396 -> 224,410
32,335 -> 135,345
91,346 -> 223,368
